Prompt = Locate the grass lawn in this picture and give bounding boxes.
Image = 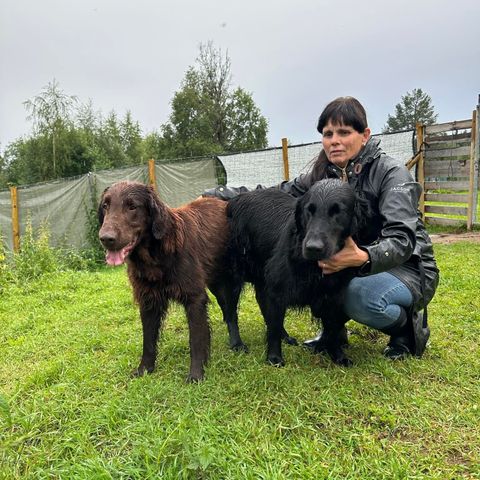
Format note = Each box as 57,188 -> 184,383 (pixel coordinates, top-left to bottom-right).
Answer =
1,243 -> 479,479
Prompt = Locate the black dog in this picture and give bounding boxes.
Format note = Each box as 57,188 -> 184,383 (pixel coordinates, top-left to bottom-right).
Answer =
227,178 -> 369,367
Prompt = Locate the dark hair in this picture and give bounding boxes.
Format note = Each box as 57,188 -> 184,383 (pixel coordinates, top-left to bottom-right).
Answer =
316,96 -> 368,134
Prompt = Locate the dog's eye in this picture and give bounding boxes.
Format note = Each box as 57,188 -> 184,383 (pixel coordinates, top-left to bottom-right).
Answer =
102,203 -> 108,210
307,204 -> 316,215
328,204 -> 340,217
128,204 -> 137,211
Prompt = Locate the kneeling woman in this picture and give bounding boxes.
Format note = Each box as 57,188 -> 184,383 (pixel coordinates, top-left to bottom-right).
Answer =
205,96 -> 439,359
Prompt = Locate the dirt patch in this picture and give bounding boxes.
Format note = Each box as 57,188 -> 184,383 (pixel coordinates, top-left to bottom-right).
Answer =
430,232 -> 480,244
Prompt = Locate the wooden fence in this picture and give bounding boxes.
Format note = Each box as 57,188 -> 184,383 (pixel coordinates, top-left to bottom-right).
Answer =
407,104 -> 480,229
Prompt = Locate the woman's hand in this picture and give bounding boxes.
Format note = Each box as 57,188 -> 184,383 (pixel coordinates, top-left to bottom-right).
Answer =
318,237 -> 369,274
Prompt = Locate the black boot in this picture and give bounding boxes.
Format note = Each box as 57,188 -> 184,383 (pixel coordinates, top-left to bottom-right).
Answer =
382,308 -> 413,360
303,327 -> 349,353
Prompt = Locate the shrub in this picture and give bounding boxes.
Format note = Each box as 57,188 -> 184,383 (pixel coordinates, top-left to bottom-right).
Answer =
0,219 -> 105,289
12,220 -> 59,281
0,232 -> 14,291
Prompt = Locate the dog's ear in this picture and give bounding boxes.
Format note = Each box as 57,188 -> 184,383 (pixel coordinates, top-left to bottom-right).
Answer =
147,187 -> 169,240
148,187 -> 181,253
97,187 -> 110,226
295,197 -> 306,234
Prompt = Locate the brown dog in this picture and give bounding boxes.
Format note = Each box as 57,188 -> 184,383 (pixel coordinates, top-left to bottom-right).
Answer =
98,181 -> 244,382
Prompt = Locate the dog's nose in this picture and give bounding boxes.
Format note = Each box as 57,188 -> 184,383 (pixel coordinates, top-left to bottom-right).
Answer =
99,232 -> 117,249
304,239 -> 326,259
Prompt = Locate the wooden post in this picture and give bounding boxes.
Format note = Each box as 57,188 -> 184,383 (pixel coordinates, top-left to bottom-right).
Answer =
281,138 -> 290,181
416,123 -> 425,221
474,103 -> 480,225
10,186 -> 20,252
467,109 -> 477,230
148,158 -> 157,192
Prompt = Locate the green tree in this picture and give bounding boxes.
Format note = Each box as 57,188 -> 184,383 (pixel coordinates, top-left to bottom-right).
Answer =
383,88 -> 438,132
225,87 -> 268,152
23,79 -> 78,177
3,81 -> 148,184
156,42 -> 268,158
119,111 -> 144,165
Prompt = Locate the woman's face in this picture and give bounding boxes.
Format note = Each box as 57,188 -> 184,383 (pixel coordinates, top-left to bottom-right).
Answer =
321,121 -> 371,168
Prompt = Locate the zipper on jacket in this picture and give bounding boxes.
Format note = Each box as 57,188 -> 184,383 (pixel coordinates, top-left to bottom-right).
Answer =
340,166 -> 347,182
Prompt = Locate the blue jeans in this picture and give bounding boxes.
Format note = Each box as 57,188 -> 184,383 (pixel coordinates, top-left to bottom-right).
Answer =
343,272 -> 413,330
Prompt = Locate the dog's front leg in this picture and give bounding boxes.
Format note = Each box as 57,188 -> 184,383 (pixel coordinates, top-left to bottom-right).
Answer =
256,289 -> 286,366
133,298 -> 167,377
321,305 -> 352,367
185,293 -> 211,382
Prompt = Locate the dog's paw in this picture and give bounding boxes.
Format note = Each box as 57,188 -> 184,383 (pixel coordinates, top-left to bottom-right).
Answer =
267,355 -> 285,367
282,335 -> 298,346
231,342 -> 249,353
186,372 -> 204,383
131,364 -> 154,378
333,356 -> 353,367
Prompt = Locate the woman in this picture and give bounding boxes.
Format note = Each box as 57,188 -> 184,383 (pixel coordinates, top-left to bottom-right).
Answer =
204,96 -> 439,359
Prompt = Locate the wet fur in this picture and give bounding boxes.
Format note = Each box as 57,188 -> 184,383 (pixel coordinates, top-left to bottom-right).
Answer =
98,181 -> 242,382
227,179 -> 369,367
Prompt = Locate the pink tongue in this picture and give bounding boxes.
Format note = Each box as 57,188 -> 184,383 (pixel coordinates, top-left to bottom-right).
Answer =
106,249 -> 126,266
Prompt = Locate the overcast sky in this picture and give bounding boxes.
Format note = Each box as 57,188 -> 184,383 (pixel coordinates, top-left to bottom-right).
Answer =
1,0 -> 479,153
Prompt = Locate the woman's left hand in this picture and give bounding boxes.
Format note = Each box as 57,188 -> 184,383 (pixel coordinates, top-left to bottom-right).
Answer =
318,237 -> 369,274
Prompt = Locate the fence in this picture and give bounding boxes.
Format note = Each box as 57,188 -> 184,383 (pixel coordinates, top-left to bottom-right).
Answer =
407,103 -> 480,228
0,130 -> 416,252
0,158 -> 222,252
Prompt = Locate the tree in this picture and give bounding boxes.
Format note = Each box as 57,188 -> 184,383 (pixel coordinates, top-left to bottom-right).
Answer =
156,42 -> 268,158
225,87 -> 268,152
23,79 -> 78,176
383,88 -> 438,132
119,111 -> 145,165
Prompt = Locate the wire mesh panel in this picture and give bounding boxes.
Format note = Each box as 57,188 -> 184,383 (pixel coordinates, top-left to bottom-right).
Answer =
218,148 -> 285,188
288,143 -> 322,178
374,131 -> 415,166
218,131 -> 415,189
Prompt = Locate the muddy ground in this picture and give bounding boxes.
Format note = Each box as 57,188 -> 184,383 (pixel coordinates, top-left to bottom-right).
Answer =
430,232 -> 480,244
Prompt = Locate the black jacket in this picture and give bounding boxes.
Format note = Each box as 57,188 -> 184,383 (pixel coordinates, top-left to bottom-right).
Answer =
205,138 -> 439,311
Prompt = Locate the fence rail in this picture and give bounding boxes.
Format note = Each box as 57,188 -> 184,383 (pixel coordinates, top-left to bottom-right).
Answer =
410,103 -> 480,229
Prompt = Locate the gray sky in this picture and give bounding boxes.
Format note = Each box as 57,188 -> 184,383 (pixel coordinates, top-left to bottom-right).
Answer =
1,0 -> 479,153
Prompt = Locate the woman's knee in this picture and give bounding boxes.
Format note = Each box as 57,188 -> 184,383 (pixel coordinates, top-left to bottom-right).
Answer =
344,274 -> 413,330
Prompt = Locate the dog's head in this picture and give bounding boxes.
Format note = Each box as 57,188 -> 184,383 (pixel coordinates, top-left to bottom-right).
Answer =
98,181 -> 171,266
295,179 -> 359,261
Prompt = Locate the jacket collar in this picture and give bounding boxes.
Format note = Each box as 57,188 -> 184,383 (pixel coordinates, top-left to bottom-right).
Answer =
326,137 -> 383,180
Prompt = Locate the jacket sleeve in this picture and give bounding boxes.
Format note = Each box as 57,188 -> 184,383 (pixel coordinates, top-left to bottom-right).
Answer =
276,173 -> 313,198
202,172 -> 314,200
361,165 -> 421,275
202,185 -> 259,200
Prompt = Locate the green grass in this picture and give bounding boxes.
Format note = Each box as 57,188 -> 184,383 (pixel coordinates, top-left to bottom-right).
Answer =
424,192 -> 480,223
1,244 -> 480,479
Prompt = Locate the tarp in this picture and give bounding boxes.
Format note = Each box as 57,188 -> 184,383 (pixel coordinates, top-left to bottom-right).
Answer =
0,159 -> 220,250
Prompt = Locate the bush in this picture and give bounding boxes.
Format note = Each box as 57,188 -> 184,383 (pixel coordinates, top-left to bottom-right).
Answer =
0,232 -> 14,291
0,220 -> 105,289
12,221 -> 59,281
